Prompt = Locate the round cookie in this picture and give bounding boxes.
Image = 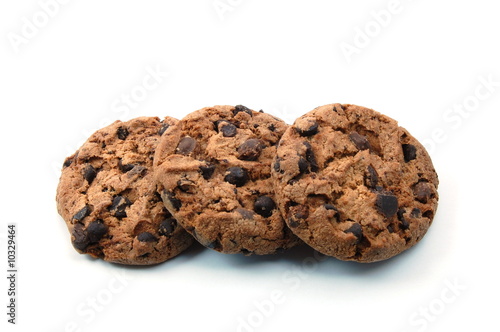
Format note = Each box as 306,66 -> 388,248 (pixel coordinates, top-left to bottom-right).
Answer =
56,116 -> 194,265
153,105 -> 300,255
272,104 -> 439,263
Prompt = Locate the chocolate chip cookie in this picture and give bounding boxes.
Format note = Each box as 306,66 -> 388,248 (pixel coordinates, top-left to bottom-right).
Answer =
272,104 -> 439,262
56,116 -> 194,265
153,105 -> 300,255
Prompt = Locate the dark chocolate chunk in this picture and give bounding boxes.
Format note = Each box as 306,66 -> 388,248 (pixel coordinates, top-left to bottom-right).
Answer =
303,141 -> 319,172
233,105 -> 252,116
162,190 -> 182,211
224,167 -> 249,187
72,223 -> 89,251
324,204 -> 338,211
375,193 -> 399,218
268,124 -> 276,132
397,208 -> 410,230
254,196 -> 276,218
206,239 -> 222,250
402,144 -> 417,162
137,232 -> 158,242
176,136 -> 197,155
220,123 -> 237,137
118,159 -> 135,173
177,178 -> 195,193
344,223 -> 363,241
127,165 -> 147,176
199,164 -> 216,180
87,220 -> 108,242
288,205 -> 309,228
240,249 -> 252,255
296,120 -> 319,137
116,127 -> 129,140
364,165 -> 379,189
237,139 -> 265,161
83,164 -> 97,184
72,205 -> 91,222
63,156 -> 74,168
411,208 -> 422,218
236,208 -> 255,220
109,196 -> 131,219
333,104 -> 344,112
349,132 -> 371,150
273,158 -> 283,174
158,123 -> 170,136
413,181 -> 432,203
158,218 -> 177,236
298,158 -> 309,174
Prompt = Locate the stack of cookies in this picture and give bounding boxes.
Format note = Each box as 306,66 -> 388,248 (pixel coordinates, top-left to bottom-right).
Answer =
56,104 -> 439,265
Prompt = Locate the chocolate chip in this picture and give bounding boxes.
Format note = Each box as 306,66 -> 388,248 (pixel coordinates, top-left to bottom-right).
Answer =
128,165 -> 147,177
344,223 -> 363,241
137,232 -> 158,242
411,208 -> 422,218
237,139 -> 265,161
240,249 -> 252,255
413,182 -> 432,203
117,127 -> 129,140
72,223 -> 89,250
273,158 -> 284,174
158,218 -> 177,236
402,144 -> 417,162
364,165 -> 379,189
224,167 -> 249,187
298,157 -> 309,174
349,132 -> 371,150
199,164 -> 216,180
63,156 -> 74,168
295,118 -> 319,137
158,123 -> 170,136
375,193 -> 399,218
87,220 -> 108,242
324,204 -> 338,211
177,178 -> 195,193
397,208 -> 410,230
109,196 -> 131,219
83,164 -> 97,184
233,105 -> 252,116
72,205 -> 91,222
236,208 -> 255,220
118,159 -> 135,173
268,124 -> 276,132
303,141 -> 319,172
332,104 -> 344,112
162,190 -> 182,211
176,136 -> 197,155
221,123 -> 237,137
206,239 -> 222,250
288,205 -> 309,227
254,196 -> 276,217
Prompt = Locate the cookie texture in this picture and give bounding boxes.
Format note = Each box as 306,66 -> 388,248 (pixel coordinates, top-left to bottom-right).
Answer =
154,105 -> 300,255
272,104 -> 439,262
56,116 -> 193,265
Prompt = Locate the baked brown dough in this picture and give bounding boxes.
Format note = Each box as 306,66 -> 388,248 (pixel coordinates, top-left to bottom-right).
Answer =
272,104 -> 439,262
154,105 -> 301,255
56,116 -> 193,265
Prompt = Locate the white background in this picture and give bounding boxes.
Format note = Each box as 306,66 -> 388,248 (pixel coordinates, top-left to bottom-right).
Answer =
1,1 -> 499,331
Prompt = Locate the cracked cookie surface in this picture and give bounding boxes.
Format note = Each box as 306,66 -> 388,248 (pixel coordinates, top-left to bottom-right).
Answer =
56,116 -> 193,265
272,104 -> 439,262
153,105 -> 300,255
